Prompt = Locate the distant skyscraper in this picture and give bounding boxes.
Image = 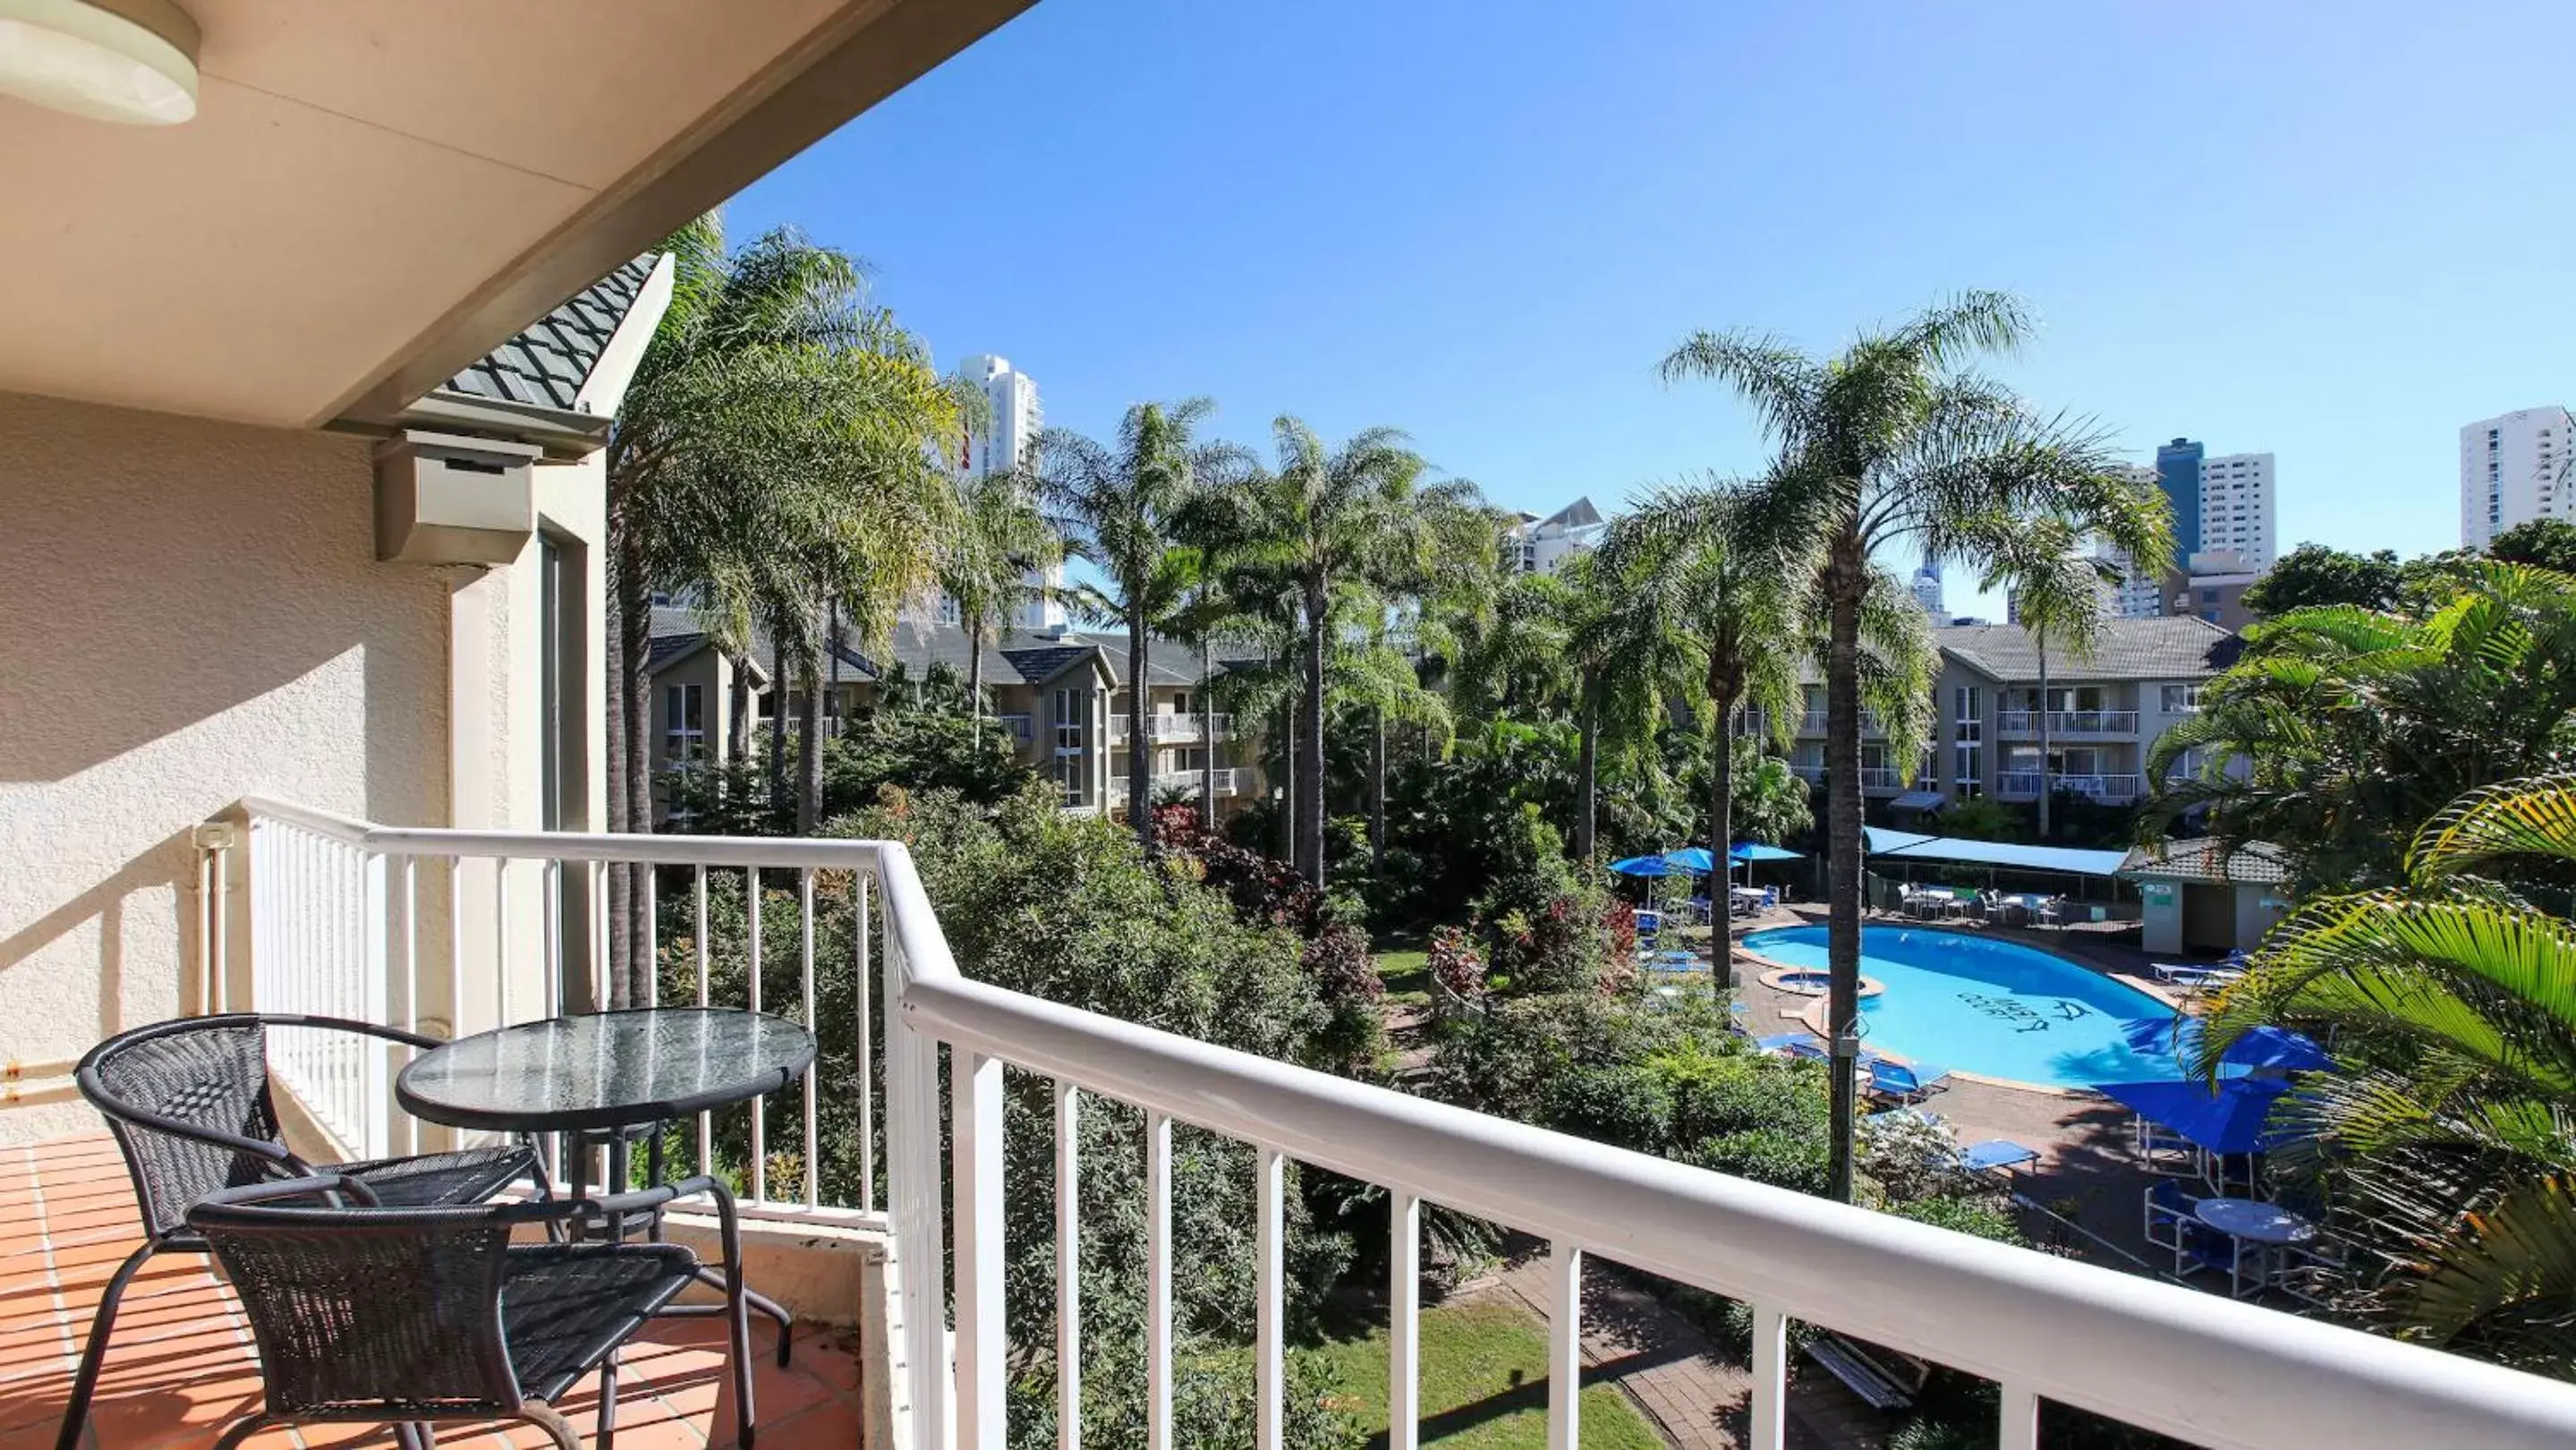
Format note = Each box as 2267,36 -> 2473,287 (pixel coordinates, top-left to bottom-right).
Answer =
2195,451 -> 2275,572
1910,561 -> 1944,615
948,354 -> 1063,628
2097,466 -> 2168,619
2460,406 -> 2573,548
2155,439 -> 2204,569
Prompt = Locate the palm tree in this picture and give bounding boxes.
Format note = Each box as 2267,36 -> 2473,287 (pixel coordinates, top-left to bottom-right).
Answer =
941,466 -> 1061,726
2147,562 -> 2576,890
1664,292 -> 2170,1199
604,215 -> 871,1003
2200,772 -> 2576,1372
1212,417 -> 1482,884
1036,400 -> 1240,853
1977,516 -> 2113,841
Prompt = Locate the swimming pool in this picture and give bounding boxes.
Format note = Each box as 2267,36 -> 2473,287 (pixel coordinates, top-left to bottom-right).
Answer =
1739,925 -> 2187,1089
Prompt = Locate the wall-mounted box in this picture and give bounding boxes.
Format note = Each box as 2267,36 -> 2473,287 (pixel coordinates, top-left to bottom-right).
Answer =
374,431 -> 541,565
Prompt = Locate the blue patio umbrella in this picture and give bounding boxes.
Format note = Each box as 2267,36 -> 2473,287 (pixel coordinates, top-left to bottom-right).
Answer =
1608,854 -> 1683,877
1730,842 -> 1804,862
1662,847 -> 1719,874
2118,1019 -> 2333,1074
2096,1077 -> 2300,1156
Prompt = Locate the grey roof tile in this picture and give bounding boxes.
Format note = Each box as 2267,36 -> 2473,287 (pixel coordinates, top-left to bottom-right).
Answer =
445,256 -> 656,413
1935,616 -> 2241,683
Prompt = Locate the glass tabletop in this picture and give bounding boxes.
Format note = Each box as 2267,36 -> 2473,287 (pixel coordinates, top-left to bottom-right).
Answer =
395,1008 -> 818,1133
2194,1197 -> 2316,1245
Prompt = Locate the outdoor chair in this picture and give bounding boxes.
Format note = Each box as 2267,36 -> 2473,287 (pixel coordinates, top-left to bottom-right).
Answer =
2130,1111 -> 2200,1176
1960,1139 -> 2039,1179
185,1171 -> 755,1450
61,1013 -> 546,1450
1866,1058 -> 1951,1104
2145,1180 -> 2229,1278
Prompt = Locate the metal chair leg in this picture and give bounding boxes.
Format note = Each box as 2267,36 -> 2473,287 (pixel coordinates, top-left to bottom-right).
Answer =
727,1237 -> 757,1449
597,1352 -> 620,1450
521,1403 -> 580,1450
210,1414 -> 281,1450
54,1239 -> 163,1450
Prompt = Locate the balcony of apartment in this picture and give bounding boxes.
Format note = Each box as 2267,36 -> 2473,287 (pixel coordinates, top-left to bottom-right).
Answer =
994,712 -> 1034,742
10,797 -> 2576,1450
1995,709 -> 2141,738
1109,712 -> 1232,744
1796,709 -> 1883,736
1108,766 -> 1242,797
1995,771 -> 2147,803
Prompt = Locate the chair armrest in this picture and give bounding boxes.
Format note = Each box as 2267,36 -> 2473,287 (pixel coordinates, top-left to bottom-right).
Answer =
191,1173 -> 385,1210
259,1012 -> 446,1052
510,1174 -> 739,1228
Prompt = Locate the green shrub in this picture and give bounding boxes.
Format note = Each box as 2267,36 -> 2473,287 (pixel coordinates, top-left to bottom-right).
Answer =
1689,1126 -> 1832,1197
1542,1064 -> 1676,1153
1891,1195 -> 2024,1244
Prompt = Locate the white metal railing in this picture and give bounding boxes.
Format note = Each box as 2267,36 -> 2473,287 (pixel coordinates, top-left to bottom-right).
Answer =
1791,763 -> 1824,783
1997,772 -> 2144,803
217,798 -> 886,1228
1797,710 -> 1883,735
1110,713 -> 1233,743
1859,766 -> 1900,790
995,712 -> 1033,741
216,798 -> 2576,1450
1109,768 -> 1239,798
2000,710 -> 2139,735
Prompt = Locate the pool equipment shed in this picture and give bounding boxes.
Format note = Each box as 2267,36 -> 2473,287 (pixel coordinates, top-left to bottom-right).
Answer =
2117,839 -> 2293,957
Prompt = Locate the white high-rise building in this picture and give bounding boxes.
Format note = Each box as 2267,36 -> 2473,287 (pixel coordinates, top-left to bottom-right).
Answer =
946,354 -> 1063,628
1910,561 -> 1945,615
2194,451 -> 2275,572
1506,498 -> 1606,575
2460,406 -> 2573,548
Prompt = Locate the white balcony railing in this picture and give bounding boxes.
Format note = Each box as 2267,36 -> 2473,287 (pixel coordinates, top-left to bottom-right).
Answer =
1797,710 -> 1883,736
2000,710 -> 2139,736
1790,763 -> 1824,783
1859,765 -> 1900,790
995,712 -> 1033,742
1997,772 -> 2145,803
209,798 -> 2576,1450
1110,712 -> 1233,743
1109,768 -> 1240,798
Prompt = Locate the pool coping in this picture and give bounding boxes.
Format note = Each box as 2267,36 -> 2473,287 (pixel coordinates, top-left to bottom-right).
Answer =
1734,923 -> 2190,1100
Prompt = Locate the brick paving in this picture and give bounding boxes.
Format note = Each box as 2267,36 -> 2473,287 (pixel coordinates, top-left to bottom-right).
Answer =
0,1135 -> 863,1450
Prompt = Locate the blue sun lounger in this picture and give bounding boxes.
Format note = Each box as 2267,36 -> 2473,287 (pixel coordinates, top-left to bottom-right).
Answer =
1960,1139 -> 2040,1176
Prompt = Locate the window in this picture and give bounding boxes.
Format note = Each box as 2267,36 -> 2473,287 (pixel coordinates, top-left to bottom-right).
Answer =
1951,687 -> 1984,797
664,683 -> 706,763
2198,588 -> 2218,604
1053,688 -> 1084,806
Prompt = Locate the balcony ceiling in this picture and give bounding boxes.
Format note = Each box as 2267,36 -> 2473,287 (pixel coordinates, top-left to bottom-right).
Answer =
0,0 -> 1031,431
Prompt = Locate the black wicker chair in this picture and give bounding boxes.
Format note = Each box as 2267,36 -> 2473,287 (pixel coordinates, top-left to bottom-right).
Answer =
60,1014 -> 548,1450
186,1173 -> 755,1450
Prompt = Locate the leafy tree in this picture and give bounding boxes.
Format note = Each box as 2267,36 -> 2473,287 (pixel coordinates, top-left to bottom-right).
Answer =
2242,542 -> 2403,616
1978,516 -> 2113,841
664,706 -> 1034,834
1663,292 -> 2169,1198
2489,517 -> 2576,575
941,464 -> 1062,724
2147,563 -> 2576,889
603,215 -> 876,1002
2202,773 -> 2576,1374
1210,417 -> 1482,884
1038,399 -> 1243,853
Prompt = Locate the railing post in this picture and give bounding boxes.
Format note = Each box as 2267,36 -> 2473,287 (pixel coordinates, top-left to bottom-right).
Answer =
1055,1080 -> 1082,1450
1747,1303 -> 1786,1449
1546,1241 -> 1581,1450
884,894 -> 950,1450
360,848 -> 391,1158
1389,1190 -> 1420,1450
1999,1382 -> 2039,1447
953,1049 -> 1006,1449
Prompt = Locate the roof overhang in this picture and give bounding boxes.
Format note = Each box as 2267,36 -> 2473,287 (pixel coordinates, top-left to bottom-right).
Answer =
0,0 -> 1033,432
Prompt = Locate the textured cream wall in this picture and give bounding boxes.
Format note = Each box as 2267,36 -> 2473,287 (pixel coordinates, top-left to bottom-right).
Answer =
0,391 -> 454,1142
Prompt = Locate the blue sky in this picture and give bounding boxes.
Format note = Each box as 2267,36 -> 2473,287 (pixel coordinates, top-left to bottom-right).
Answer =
727,0 -> 2576,619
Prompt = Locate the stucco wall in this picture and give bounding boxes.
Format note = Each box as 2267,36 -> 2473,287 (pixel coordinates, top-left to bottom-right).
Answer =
0,391 -> 453,1142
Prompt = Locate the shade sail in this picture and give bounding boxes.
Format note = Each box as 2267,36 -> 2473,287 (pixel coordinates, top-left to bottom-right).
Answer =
1861,827 -> 2129,877
2096,1078 -> 2298,1155
2119,1019 -> 2333,1074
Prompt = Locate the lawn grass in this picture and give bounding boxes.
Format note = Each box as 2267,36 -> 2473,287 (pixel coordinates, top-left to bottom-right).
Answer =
1375,948 -> 1431,1007
1299,1301 -> 1663,1448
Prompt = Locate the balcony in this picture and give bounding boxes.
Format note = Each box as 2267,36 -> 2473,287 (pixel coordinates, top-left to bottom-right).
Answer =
24,796 -> 2576,1450
1998,710 -> 2140,737
1109,767 -> 1241,797
1109,712 -> 1231,744
1997,772 -> 2146,803
1797,710 -> 1883,736
1859,765 -> 1900,791
995,712 -> 1033,741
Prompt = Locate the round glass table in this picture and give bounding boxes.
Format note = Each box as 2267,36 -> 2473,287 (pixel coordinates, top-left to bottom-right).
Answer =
396,1007 -> 816,1134
2194,1197 -> 2316,1299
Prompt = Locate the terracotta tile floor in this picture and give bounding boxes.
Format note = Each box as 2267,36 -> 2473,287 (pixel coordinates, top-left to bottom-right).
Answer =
0,1137 -> 862,1449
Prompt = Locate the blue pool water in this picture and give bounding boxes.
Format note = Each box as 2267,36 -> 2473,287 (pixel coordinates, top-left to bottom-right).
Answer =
1742,925 -> 2187,1088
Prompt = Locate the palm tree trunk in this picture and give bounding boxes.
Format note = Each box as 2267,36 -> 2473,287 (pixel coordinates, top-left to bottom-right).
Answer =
726,655 -> 752,764
769,634 -> 788,822
2035,631 -> 2053,842
965,611 -> 986,728
1298,589 -> 1328,884
603,563 -> 632,1005
1823,542 -> 1867,1204
796,623 -> 826,833
828,601 -> 841,740
1279,695 -> 1296,865
1711,698 -> 1735,875
1127,619 -> 1152,854
1369,708 -> 1387,874
1575,675 -> 1599,861
615,542 -> 655,1008
1199,637 -> 1217,830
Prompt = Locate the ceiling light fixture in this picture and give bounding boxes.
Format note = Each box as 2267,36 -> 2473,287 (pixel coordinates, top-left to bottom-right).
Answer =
0,0 -> 198,125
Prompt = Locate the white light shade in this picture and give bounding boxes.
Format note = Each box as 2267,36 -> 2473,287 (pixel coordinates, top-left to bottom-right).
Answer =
0,0 -> 198,124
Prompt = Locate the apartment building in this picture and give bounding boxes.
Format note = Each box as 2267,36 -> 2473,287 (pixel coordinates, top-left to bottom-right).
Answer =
1785,616 -> 2240,809
2460,405 -> 2573,548
644,615 -> 1266,823
1506,497 -> 1607,575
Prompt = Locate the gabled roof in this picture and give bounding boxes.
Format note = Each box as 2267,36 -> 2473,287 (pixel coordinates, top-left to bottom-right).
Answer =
1539,496 -> 1603,531
1002,644 -> 1116,687
1935,616 -> 2243,683
444,257 -> 657,414
2119,839 -> 2294,885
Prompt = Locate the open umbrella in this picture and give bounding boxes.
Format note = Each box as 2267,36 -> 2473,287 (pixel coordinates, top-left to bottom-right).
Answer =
1608,854 -> 1682,877
1730,842 -> 1803,862
1662,847 -> 1718,874
2096,1077 -> 2299,1156
2118,1019 -> 2333,1074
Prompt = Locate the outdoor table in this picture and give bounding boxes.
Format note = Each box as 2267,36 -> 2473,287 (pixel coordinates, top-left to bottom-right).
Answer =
397,1007 -> 818,1335
2194,1196 -> 2316,1299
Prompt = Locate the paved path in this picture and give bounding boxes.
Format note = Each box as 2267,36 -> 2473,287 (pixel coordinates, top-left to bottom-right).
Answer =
1455,1241 -> 1877,1449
